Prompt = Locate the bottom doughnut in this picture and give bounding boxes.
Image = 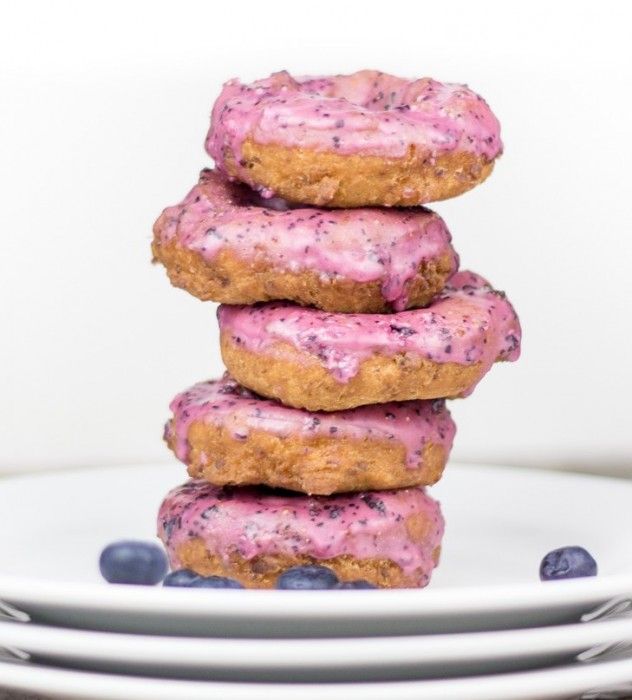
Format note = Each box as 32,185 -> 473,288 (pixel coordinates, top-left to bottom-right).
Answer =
158,480 -> 444,589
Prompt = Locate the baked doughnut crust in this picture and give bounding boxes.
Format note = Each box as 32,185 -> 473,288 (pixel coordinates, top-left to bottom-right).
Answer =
207,70 -> 502,207
158,480 -> 444,588
217,271 -> 521,410
152,169 -> 458,312
164,375 -> 455,495
170,542 -> 440,590
219,338 -> 483,411
228,139 -> 495,208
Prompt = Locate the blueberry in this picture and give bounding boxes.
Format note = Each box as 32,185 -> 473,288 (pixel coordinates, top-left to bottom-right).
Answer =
189,575 -> 245,589
162,568 -> 201,587
275,565 -> 339,590
335,580 -> 378,589
99,540 -> 168,585
539,546 -> 598,581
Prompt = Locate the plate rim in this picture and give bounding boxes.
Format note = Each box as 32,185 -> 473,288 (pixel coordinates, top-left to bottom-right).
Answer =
2,653 -> 632,700
2,570 -> 632,621
2,613 -> 632,670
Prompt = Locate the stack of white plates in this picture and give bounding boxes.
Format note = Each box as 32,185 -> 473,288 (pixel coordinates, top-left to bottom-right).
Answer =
1,462 -> 632,700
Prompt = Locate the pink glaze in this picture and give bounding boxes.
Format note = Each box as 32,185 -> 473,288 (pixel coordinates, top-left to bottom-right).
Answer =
166,373 -> 455,469
207,70 -> 502,196
154,169 -> 458,311
218,271 -> 521,389
157,479 -> 444,584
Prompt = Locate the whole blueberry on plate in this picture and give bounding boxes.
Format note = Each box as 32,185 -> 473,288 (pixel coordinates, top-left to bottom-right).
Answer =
189,575 -> 245,589
99,540 -> 168,585
539,546 -> 598,581
275,565 -> 339,590
162,568 -> 201,587
335,579 -> 378,589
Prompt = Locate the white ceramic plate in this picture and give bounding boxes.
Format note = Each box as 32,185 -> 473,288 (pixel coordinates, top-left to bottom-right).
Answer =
1,655 -> 632,700
2,614 -> 632,682
1,462 -> 632,637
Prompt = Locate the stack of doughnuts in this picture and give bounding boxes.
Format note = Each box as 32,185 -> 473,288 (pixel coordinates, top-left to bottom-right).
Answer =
152,70 -> 521,589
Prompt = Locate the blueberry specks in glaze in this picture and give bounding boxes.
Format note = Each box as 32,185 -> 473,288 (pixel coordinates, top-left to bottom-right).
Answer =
162,516 -> 181,539
360,494 -> 386,514
389,324 -> 417,338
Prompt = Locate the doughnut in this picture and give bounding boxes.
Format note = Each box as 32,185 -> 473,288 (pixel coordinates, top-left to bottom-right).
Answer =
163,374 -> 456,495
218,271 -> 521,411
206,70 -> 502,208
157,479 -> 444,589
151,169 -> 458,313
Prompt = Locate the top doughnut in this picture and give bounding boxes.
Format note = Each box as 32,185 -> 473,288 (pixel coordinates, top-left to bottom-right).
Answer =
206,70 -> 502,208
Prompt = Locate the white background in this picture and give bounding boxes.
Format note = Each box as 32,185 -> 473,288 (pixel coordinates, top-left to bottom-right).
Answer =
1,0 -> 631,476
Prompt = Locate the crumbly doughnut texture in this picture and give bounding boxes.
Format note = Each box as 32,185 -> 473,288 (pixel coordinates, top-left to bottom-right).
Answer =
217,271 -> 521,411
164,375 -> 456,495
230,140 -> 494,209
152,169 -> 458,313
158,480 -> 444,588
219,339 -> 481,412
207,70 -> 502,207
